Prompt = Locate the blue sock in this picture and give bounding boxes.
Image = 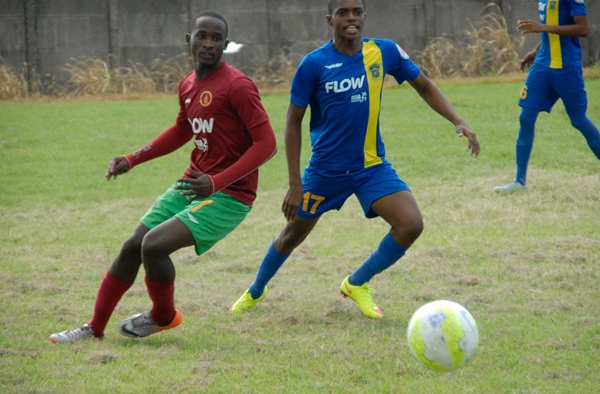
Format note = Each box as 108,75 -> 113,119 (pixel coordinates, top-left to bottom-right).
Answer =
349,233 -> 407,286
515,108 -> 538,186
248,241 -> 290,299
570,115 -> 600,160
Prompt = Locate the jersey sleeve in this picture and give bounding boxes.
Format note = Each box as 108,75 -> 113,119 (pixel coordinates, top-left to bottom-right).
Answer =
290,55 -> 320,108
569,0 -> 587,17
123,123 -> 193,168
383,39 -> 421,84
208,76 -> 277,193
123,85 -> 194,168
209,122 -> 277,193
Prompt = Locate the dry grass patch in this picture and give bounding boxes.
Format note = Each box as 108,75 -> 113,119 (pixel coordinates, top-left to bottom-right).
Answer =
416,3 -> 524,78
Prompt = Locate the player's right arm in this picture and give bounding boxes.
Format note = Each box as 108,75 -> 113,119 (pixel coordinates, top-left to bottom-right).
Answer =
519,41 -> 540,71
105,123 -> 193,180
281,103 -> 306,222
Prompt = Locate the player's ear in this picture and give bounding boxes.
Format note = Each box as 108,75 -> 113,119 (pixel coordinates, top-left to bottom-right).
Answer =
185,33 -> 191,44
224,39 -> 230,50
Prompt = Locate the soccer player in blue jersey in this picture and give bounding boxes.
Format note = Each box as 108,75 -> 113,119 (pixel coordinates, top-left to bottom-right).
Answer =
495,0 -> 600,193
231,0 -> 480,318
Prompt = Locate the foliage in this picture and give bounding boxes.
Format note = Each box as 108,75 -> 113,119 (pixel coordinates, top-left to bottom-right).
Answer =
0,4 -> 528,100
416,3 -> 524,78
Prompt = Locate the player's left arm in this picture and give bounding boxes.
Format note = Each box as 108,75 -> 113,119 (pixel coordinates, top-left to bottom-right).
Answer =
208,120 -> 277,194
177,121 -> 277,200
408,72 -> 480,157
518,15 -> 589,37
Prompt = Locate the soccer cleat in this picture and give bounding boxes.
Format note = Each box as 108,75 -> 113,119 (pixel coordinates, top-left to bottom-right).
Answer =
340,276 -> 383,319
494,181 -> 527,193
230,287 -> 268,314
50,324 -> 99,344
118,309 -> 182,338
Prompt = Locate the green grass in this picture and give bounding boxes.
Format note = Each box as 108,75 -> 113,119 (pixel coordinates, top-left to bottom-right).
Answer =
1,78 -> 599,393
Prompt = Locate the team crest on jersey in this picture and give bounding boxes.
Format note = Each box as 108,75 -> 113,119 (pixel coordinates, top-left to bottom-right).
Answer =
368,64 -> 382,81
549,0 -> 557,11
199,91 -> 212,107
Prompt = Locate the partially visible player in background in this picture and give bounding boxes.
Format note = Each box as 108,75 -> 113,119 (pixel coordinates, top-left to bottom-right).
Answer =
495,0 -> 600,193
231,0 -> 480,319
49,11 -> 277,343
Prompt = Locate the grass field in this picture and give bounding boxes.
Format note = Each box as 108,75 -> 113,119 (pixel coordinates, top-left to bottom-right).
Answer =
1,77 -> 599,393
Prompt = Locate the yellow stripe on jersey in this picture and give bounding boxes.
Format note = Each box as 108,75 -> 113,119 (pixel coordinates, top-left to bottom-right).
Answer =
362,41 -> 384,167
547,0 -> 562,69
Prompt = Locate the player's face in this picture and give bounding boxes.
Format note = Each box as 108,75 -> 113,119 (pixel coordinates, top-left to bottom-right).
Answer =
327,0 -> 366,40
187,17 -> 229,71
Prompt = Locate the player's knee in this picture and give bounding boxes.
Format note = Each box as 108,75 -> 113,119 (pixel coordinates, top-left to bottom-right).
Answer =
274,228 -> 310,254
569,115 -> 587,130
120,233 -> 143,255
140,231 -> 168,260
397,218 -> 423,243
519,108 -> 537,129
407,218 -> 424,240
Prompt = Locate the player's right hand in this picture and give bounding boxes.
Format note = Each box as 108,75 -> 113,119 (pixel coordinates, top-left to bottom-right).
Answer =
281,185 -> 303,222
106,156 -> 130,180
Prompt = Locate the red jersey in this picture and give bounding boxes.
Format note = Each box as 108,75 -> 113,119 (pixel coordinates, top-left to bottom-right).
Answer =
126,62 -> 276,207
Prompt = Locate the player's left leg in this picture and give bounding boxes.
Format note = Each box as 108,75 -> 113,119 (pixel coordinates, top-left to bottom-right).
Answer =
340,163 -> 422,318
353,189 -> 423,285
118,217 -> 193,338
561,92 -> 600,160
556,68 -> 600,161
570,115 -> 600,160
341,189 -> 423,318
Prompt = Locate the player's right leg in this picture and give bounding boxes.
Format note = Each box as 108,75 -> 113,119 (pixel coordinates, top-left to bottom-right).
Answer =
496,65 -> 550,193
50,224 -> 149,344
231,217 -> 319,314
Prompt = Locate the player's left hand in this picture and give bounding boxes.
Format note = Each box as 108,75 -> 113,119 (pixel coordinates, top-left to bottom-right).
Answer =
175,168 -> 213,200
456,124 -> 480,158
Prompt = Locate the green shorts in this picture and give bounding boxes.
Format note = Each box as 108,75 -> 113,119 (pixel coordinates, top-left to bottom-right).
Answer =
140,184 -> 251,255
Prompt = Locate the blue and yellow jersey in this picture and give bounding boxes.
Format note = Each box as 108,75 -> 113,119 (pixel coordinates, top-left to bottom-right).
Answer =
290,38 -> 420,173
536,0 -> 587,69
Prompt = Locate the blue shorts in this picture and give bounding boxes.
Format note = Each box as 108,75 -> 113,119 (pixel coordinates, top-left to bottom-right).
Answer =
297,160 -> 410,220
518,63 -> 588,116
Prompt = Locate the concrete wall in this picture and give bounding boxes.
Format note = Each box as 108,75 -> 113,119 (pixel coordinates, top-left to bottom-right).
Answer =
1,0 -> 599,87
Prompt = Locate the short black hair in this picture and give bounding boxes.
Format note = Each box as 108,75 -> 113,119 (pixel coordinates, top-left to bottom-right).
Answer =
327,0 -> 366,14
190,11 -> 229,38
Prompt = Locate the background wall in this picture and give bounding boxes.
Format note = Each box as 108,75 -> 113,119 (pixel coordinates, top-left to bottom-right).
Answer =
1,0 -> 599,86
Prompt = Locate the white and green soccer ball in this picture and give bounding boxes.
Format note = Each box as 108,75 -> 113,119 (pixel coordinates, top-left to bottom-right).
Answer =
407,300 -> 479,372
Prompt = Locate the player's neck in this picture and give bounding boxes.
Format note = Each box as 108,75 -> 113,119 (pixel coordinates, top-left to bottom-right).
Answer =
195,60 -> 222,81
332,36 -> 362,56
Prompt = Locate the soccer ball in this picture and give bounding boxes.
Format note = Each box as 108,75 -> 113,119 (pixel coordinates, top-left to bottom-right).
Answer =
406,300 -> 479,372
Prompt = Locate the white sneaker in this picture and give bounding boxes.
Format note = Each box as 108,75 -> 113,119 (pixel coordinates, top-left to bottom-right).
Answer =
50,324 -> 98,344
495,181 -> 527,193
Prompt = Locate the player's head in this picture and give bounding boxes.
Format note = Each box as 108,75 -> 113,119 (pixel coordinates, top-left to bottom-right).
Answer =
189,11 -> 229,38
186,11 -> 230,71
326,0 -> 366,39
327,0 -> 366,15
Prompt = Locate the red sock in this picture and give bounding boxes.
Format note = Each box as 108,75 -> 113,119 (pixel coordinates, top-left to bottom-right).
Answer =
145,276 -> 176,326
88,272 -> 133,337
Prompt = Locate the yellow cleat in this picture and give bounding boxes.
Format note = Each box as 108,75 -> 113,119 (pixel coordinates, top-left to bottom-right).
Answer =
230,287 -> 268,314
340,276 -> 383,318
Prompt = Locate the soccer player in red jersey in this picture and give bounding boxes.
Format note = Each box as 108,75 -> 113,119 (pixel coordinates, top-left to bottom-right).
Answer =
50,11 -> 277,343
